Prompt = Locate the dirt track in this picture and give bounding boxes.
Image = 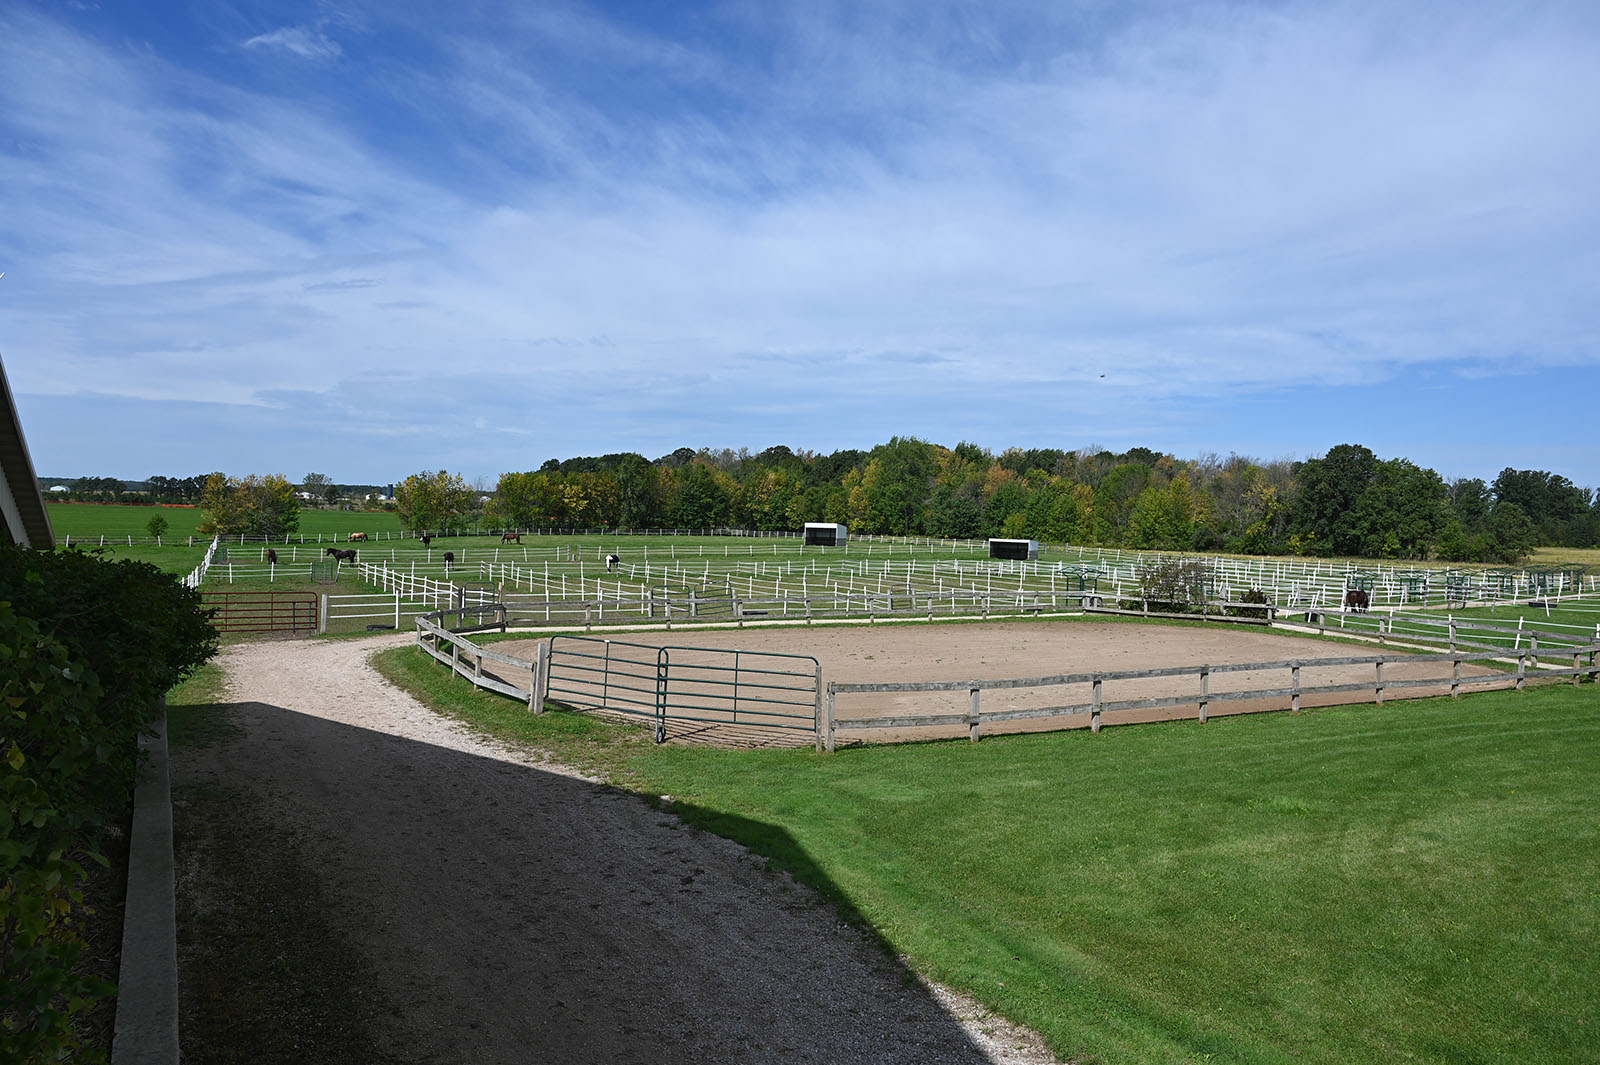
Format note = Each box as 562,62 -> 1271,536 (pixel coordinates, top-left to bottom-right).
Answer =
496,620 -> 1502,745
175,633 -> 1060,1064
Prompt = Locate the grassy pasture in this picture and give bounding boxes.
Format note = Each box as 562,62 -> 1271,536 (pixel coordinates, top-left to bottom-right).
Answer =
1530,546 -> 1600,568
47,501 -> 405,541
49,501 -> 211,540
375,645 -> 1600,1065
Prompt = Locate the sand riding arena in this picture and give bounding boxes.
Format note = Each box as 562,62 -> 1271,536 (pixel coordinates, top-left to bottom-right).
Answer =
419,619 -> 1535,749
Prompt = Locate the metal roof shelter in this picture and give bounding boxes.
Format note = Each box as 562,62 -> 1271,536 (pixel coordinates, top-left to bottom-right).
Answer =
0,354 -> 54,548
988,538 -> 1039,561
803,522 -> 847,546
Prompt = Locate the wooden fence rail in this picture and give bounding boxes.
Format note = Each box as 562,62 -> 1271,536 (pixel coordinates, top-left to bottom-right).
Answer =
414,610 -> 550,710
823,644 -> 1600,752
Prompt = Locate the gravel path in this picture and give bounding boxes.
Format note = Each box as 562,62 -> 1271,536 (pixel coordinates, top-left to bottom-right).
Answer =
181,634 -> 1061,1064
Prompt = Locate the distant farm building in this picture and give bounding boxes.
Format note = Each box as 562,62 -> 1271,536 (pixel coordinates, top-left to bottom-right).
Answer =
988,538 -> 1039,561
803,522 -> 847,546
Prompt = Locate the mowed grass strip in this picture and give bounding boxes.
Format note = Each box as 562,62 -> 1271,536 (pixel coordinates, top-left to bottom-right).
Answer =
374,643 -> 1600,1065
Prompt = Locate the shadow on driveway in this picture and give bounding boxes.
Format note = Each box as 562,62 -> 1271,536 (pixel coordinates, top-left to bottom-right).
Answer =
174,699 -> 1017,1065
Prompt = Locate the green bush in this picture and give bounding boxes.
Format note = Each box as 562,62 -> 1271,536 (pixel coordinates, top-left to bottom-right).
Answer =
1226,587 -> 1274,620
1136,557 -> 1213,613
1,545 -> 217,1062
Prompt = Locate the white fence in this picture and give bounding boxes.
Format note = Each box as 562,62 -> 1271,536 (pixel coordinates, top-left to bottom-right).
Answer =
181,538 -> 220,590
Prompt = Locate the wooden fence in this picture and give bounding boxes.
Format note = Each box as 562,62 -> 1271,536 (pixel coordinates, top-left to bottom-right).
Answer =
415,608 -> 551,710
823,644 -> 1600,751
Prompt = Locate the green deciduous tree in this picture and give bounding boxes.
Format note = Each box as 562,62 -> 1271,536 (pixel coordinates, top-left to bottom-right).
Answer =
197,473 -> 301,538
1290,444 -> 1377,556
395,470 -> 475,533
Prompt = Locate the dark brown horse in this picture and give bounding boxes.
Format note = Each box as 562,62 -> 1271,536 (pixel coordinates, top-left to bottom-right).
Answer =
266,548 -> 278,565
500,532 -> 521,543
443,551 -> 455,565
420,534 -> 433,547
1344,589 -> 1370,612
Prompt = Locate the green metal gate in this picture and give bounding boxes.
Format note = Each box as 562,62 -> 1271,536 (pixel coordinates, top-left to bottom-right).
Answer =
545,636 -> 822,746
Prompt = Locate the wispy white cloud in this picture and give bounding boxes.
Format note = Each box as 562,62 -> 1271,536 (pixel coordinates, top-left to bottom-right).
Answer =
3,0 -> 1599,483
242,24 -> 342,62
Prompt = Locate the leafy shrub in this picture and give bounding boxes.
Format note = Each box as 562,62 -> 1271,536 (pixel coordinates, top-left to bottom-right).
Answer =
1227,587 -> 1274,620
1,545 -> 217,1062
1136,557 -> 1213,613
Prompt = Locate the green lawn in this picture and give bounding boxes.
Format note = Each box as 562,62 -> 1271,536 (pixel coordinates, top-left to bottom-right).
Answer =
374,644 -> 1600,1065
47,501 -> 406,541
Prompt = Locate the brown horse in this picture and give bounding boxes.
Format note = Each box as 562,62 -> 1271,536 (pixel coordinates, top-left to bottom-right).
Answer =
348,532 -> 368,542
1344,589 -> 1370,612
266,548 -> 278,565
420,534 -> 433,547
500,532 -> 521,544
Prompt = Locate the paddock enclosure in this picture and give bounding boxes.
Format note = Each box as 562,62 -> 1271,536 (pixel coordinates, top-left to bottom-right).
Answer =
466,621 -> 1545,748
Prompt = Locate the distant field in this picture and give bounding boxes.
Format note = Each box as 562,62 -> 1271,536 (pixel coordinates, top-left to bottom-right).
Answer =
1531,546 -> 1600,568
47,502 -> 406,541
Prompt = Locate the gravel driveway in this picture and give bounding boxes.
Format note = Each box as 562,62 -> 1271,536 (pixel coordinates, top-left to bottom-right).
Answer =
174,634 -> 1060,1064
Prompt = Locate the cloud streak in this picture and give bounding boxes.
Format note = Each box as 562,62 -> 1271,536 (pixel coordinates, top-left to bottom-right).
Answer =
2,0 -> 1598,484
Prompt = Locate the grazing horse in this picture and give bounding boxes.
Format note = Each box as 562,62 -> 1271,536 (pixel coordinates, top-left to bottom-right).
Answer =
1344,589 -> 1370,613
324,547 -> 357,563
606,553 -> 620,573
348,532 -> 368,542
420,534 -> 433,547
501,532 -> 521,544
443,551 -> 455,565
266,548 -> 278,565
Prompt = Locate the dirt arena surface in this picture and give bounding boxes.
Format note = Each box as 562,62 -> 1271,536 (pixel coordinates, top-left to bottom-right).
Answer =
496,620 -> 1504,745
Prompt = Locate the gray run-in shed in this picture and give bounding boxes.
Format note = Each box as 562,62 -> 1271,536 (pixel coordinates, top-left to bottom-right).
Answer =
988,538 -> 1039,561
803,522 -> 848,546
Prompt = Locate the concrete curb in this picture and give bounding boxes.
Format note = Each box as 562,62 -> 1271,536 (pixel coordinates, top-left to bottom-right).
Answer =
111,702 -> 179,1065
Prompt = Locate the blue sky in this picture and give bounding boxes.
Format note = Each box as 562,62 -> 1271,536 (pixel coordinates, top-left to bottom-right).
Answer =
3,0 -> 1597,488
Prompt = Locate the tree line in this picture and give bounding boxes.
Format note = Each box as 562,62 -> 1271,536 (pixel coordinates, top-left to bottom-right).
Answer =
41,473 -> 389,506
394,440 -> 1598,563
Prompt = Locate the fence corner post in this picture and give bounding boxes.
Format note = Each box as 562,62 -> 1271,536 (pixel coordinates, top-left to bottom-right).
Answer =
825,686 -> 836,753
530,641 -> 548,714
814,664 -> 824,753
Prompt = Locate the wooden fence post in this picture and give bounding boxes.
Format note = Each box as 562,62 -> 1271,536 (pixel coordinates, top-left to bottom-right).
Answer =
1091,676 -> 1103,733
1198,667 -> 1209,723
1516,653 -> 1526,691
1375,658 -> 1384,706
1452,656 -> 1461,699
825,686 -> 837,753
813,665 -> 824,753
1292,663 -> 1301,713
968,687 -> 981,743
